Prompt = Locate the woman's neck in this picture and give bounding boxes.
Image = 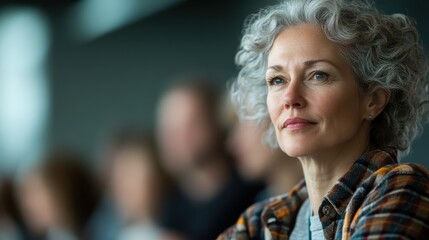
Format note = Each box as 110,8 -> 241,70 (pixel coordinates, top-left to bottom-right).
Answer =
299,135 -> 370,215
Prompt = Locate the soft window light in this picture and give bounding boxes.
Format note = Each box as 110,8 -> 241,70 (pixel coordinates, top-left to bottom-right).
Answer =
0,8 -> 50,173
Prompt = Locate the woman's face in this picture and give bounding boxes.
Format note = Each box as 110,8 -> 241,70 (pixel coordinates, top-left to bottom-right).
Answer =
266,24 -> 371,158
110,147 -> 155,221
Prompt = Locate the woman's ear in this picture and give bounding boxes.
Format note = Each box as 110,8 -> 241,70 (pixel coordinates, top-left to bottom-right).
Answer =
364,88 -> 389,120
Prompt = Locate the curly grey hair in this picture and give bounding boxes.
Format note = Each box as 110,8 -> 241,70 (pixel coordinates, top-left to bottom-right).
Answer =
231,0 -> 429,158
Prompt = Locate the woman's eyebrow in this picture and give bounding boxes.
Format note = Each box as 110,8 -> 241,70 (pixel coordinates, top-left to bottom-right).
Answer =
267,59 -> 339,72
267,65 -> 283,72
304,59 -> 339,69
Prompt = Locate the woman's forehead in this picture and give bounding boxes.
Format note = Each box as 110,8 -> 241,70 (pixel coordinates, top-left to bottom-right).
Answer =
268,24 -> 345,69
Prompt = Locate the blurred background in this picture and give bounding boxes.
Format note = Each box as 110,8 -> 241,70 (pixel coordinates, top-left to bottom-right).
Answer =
0,0 -> 428,239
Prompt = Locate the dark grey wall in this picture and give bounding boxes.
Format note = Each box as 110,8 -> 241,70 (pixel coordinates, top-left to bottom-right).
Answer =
46,0 -> 429,166
47,0 -> 277,158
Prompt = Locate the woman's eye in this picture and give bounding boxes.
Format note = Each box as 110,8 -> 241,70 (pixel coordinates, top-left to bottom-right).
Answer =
268,77 -> 284,86
312,71 -> 329,81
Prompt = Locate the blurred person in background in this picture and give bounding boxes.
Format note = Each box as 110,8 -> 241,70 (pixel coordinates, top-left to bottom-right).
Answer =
0,177 -> 26,240
106,130 -> 171,240
18,151 -> 99,240
156,79 -> 261,240
228,118 -> 303,201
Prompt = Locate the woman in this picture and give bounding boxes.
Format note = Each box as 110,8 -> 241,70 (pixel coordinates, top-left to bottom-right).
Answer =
19,151 -> 99,240
106,131 -> 171,240
218,0 -> 429,239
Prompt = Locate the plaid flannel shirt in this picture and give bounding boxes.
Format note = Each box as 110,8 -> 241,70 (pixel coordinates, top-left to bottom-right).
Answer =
217,149 -> 429,239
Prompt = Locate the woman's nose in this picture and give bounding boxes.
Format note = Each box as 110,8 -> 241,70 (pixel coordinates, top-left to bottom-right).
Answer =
283,80 -> 306,109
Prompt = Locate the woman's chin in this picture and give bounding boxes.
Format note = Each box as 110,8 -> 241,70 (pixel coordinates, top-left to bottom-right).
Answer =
278,137 -> 312,158
279,145 -> 307,158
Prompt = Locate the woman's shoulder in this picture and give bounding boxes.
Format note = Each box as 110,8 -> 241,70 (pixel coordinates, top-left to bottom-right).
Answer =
235,192 -> 291,229
216,197 -> 273,239
217,194 -> 292,240
348,163 -> 429,238
366,162 -> 429,202
373,162 -> 429,185
217,181 -> 307,240
242,179 -> 307,218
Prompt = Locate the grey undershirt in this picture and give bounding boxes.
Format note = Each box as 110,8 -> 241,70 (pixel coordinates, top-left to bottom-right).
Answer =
289,199 -> 325,240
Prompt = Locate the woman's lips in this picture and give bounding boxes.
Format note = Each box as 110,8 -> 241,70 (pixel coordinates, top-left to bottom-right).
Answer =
283,117 -> 316,130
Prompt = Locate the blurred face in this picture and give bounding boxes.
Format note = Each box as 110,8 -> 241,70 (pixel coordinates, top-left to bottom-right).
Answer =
266,24 -> 370,158
110,148 -> 155,222
229,121 -> 277,180
19,172 -> 58,234
157,89 -> 216,174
